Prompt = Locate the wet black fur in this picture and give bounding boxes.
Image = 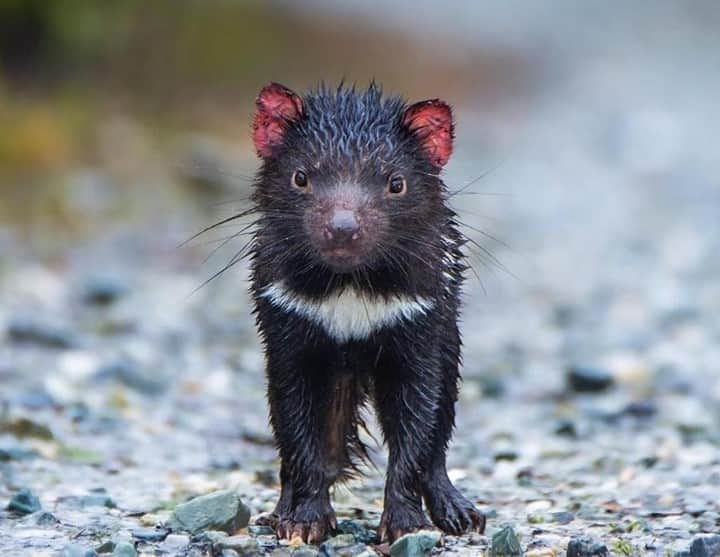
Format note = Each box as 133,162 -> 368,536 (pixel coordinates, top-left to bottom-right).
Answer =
250,84 -> 484,541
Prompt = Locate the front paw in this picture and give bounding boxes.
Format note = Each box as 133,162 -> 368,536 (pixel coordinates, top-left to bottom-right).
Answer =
379,502 -> 431,543
276,500 -> 337,544
424,485 -> 485,535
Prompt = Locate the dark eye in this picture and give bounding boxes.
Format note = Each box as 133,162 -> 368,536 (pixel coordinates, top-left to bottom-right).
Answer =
292,170 -> 308,189
388,175 -> 406,195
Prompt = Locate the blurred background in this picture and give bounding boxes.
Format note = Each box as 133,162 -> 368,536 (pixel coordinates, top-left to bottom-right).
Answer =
1,2 -> 719,555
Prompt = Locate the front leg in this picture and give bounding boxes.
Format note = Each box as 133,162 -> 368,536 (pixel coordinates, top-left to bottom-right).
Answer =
420,320 -> 485,535
372,332 -> 442,542
263,325 -> 339,543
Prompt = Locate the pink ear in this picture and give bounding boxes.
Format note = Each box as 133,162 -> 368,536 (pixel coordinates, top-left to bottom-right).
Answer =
403,99 -> 454,167
252,83 -> 303,158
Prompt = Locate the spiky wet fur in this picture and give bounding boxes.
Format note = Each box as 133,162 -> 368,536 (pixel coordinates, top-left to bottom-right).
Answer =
249,84 -> 485,543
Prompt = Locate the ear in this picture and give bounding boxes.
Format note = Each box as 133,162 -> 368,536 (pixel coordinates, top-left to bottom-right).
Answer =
252,83 -> 303,158
403,99 -> 454,167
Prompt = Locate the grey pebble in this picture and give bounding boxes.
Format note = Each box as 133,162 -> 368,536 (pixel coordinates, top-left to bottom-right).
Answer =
7,487 -> 42,514
7,317 -> 77,349
567,366 -> 614,393
195,529 -> 229,544
94,360 -> 168,395
549,511 -> 575,525
490,525 -> 522,556
389,530 -> 441,557
622,400 -> 658,418
215,534 -> 260,555
111,542 -> 138,557
168,489 -> 250,534
62,488 -> 116,509
160,533 -> 191,552
319,534 -> 362,557
566,536 -> 609,557
82,276 -> 128,306
337,519 -> 378,544
294,547 -> 320,557
130,526 -> 170,542
675,534 -> 720,557
32,510 -> 59,526
494,449 -> 519,462
57,545 -> 98,557
248,524 -> 275,536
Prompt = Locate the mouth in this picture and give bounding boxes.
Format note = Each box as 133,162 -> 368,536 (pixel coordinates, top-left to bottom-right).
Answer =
321,248 -> 365,272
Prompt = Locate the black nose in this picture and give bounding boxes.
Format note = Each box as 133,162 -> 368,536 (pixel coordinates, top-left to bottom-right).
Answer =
325,209 -> 360,244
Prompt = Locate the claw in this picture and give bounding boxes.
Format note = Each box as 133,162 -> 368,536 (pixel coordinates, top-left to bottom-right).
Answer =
274,511 -> 335,544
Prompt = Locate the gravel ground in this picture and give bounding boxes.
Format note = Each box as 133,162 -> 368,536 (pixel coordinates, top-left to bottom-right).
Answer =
1,4 -> 719,556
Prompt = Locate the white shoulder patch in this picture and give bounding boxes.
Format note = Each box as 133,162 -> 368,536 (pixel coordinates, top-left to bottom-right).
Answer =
260,281 -> 434,342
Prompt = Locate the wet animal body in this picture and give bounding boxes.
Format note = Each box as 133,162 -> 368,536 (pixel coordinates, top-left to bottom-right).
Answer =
249,83 -> 485,543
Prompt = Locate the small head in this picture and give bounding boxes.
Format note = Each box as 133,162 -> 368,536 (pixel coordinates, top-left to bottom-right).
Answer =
252,83 -> 454,275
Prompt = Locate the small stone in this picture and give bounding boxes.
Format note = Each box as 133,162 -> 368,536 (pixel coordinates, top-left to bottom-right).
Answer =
7,488 -> 42,514
249,524 -> 275,536
337,519 -> 378,544
566,537 -> 609,557
94,361 -> 168,395
467,532 -> 486,546
15,390 -> 56,409
95,540 -> 115,553
319,534 -> 361,556
33,511 -> 59,525
622,401 -> 657,418
479,375 -> 506,398
161,534 -> 190,552
168,489 -> 250,535
294,547 -> 320,557
494,450 -> 519,462
73,488 -> 116,509
138,513 -> 159,527
112,542 -> 137,557
549,511 -> 574,525
82,276 -> 128,306
256,534 -> 280,551
7,318 -> 77,349
216,535 -> 260,555
254,469 -> 278,486
389,530 -> 441,557
0,443 -> 36,461
567,366 -> 614,393
1,417 -> 54,440
130,527 -> 169,542
553,419 -> 578,438
196,530 -> 229,544
685,535 -> 720,557
58,545 -> 98,557
491,525 -> 522,556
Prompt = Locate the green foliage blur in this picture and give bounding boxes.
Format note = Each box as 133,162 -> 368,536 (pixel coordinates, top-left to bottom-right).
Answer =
0,1 -> 491,179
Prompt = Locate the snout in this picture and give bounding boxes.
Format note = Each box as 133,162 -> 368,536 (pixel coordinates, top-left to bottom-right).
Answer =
324,210 -> 361,247
307,202 -> 376,272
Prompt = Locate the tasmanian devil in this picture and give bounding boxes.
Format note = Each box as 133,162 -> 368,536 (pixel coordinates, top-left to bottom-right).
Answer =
248,82 -> 485,543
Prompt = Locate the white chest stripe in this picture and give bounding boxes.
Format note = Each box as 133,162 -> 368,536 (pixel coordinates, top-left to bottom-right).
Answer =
260,282 -> 434,342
